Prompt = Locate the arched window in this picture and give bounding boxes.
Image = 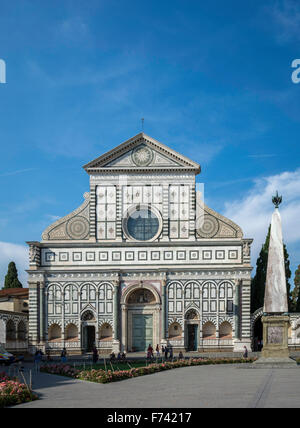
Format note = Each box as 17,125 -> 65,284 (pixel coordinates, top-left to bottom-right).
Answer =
81,283 -> 96,301
98,283 -> 113,314
184,281 -> 200,300
218,281 -> 234,313
167,282 -> 183,314
64,284 -> 79,315
202,282 -> 217,313
48,284 -> 63,315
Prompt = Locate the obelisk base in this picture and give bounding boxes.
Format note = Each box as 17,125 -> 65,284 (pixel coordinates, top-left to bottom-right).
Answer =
252,315 -> 297,367
261,315 -> 289,358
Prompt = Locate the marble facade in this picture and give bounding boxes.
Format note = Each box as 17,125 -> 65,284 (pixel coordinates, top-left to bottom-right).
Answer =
27,133 -> 253,354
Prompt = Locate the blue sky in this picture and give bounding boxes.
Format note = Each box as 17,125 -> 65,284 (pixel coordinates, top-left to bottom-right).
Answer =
0,0 -> 300,287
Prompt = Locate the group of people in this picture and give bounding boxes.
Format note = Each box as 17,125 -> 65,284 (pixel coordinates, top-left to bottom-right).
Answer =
109,351 -> 127,362
33,347 -> 68,370
146,344 -> 182,360
34,344 -> 249,369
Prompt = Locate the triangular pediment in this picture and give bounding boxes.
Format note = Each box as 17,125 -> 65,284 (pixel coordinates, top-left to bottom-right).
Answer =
83,133 -> 201,174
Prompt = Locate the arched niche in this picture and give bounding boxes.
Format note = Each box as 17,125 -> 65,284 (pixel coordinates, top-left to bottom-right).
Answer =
202,321 -> 216,339
48,324 -> 62,341
168,322 -> 182,339
65,323 -> 78,341
99,323 -> 113,341
219,321 -> 232,339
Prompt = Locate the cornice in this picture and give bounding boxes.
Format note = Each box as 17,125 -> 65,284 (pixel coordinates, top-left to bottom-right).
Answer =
83,133 -> 201,174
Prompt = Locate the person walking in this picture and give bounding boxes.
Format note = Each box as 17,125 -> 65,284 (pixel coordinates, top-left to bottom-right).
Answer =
164,345 -> 168,360
243,346 -> 248,358
34,349 -> 43,372
61,347 -> 67,363
92,346 -> 98,364
156,344 -> 160,357
169,345 -> 173,360
147,344 -> 154,361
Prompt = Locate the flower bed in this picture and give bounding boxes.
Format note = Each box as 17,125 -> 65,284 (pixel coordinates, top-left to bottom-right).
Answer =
0,372 -> 38,408
40,357 -> 256,384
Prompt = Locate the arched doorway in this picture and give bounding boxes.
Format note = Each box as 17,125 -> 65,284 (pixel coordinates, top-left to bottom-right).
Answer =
81,310 -> 96,352
122,285 -> 161,352
185,309 -> 199,351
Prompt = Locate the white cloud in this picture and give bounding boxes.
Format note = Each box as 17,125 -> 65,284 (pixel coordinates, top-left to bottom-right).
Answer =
265,0 -> 300,44
0,242 -> 28,288
223,168 -> 300,271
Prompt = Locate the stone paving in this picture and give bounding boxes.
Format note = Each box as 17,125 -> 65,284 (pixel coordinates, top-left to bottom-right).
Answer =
2,358 -> 300,408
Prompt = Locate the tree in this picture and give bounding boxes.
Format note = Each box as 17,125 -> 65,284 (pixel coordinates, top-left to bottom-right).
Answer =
251,226 -> 293,313
3,261 -> 23,289
294,265 -> 300,312
251,227 -> 270,313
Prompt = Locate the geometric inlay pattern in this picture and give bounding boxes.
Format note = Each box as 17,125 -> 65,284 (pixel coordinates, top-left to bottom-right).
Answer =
197,214 -> 219,238
66,216 -> 89,240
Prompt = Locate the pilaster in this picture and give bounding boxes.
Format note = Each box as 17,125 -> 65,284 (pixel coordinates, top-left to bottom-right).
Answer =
112,278 -> 120,352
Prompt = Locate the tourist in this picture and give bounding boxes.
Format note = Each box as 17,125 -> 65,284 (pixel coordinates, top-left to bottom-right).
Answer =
162,345 -> 165,354
169,345 -> 173,360
117,352 -> 122,361
34,349 -> 43,372
156,344 -> 160,357
110,351 -> 116,362
164,345 -> 169,360
61,347 -> 67,363
147,344 -> 154,360
46,349 -> 52,362
121,351 -> 126,361
243,346 -> 248,358
92,346 -> 98,364
178,351 -> 184,360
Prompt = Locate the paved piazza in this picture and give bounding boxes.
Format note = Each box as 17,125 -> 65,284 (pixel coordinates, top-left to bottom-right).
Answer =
8,363 -> 300,408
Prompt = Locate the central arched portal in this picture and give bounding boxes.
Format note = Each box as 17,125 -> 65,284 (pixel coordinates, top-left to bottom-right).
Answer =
122,285 -> 161,352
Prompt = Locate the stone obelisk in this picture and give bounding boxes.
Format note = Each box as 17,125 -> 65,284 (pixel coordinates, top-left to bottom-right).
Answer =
255,192 -> 296,366
263,192 -> 288,316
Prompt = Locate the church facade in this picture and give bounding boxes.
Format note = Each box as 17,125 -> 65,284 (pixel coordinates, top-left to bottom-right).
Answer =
27,133 -> 253,354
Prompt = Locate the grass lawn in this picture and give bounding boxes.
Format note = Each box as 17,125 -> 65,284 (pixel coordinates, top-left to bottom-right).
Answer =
73,358 -> 167,371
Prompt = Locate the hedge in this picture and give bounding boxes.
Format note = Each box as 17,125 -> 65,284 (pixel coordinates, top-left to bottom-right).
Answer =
40,357 -> 256,384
